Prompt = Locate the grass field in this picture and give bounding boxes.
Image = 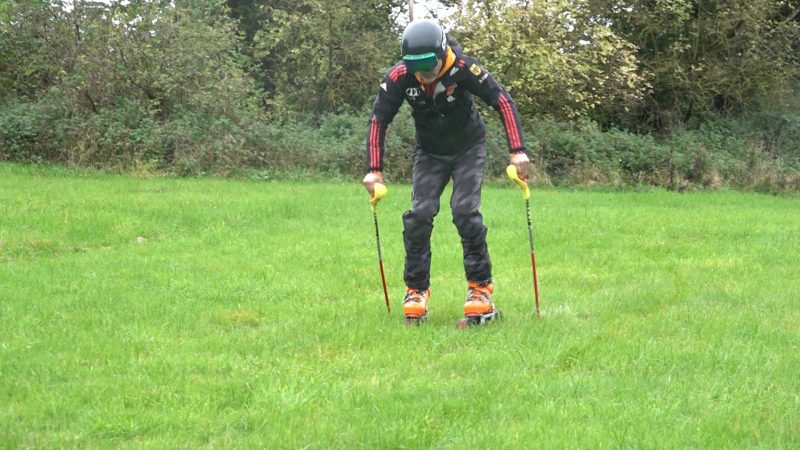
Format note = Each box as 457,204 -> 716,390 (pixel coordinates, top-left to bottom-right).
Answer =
1,163 -> 799,448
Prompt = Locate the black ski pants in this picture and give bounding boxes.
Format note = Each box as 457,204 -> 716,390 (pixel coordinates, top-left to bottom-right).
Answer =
403,138 -> 492,290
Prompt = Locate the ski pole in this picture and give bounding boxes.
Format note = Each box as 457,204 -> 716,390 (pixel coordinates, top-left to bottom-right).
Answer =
370,183 -> 391,313
506,165 -> 540,318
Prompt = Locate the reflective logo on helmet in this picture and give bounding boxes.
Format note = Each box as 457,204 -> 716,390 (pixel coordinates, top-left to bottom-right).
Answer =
406,87 -> 421,98
469,64 -> 482,76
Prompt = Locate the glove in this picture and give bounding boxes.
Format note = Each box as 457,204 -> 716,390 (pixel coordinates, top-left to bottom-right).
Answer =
362,171 -> 385,197
509,152 -> 530,181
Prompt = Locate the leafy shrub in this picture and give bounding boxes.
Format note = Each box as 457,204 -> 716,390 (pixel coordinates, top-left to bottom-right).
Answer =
2,99 -> 798,191
0,100 -> 58,163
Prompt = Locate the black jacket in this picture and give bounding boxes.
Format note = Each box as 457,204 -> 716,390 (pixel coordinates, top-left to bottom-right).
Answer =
366,41 -> 526,172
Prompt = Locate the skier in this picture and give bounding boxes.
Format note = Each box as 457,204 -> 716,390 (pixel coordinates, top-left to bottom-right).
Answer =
362,18 -> 530,324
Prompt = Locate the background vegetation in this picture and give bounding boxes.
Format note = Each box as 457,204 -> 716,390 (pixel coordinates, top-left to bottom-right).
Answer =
1,0 -> 799,190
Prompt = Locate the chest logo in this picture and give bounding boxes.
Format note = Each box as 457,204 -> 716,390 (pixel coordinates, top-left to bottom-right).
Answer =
469,64 -> 482,76
445,85 -> 456,102
406,87 -> 421,98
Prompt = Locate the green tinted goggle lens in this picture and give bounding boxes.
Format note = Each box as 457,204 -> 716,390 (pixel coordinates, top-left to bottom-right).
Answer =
403,52 -> 439,72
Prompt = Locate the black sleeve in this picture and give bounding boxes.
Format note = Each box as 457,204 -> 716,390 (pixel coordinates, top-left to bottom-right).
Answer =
365,64 -> 407,172
459,56 -> 526,153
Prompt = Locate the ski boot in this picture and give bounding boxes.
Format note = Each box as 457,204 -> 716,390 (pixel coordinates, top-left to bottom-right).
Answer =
403,287 -> 430,325
457,282 -> 501,328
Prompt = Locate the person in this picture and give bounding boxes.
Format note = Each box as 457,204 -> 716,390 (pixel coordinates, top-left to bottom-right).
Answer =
362,18 -> 530,322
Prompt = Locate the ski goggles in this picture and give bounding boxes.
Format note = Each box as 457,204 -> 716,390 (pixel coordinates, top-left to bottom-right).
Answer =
403,52 -> 439,73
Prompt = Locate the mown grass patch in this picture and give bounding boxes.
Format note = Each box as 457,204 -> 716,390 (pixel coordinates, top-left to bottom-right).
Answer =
1,163 -> 798,448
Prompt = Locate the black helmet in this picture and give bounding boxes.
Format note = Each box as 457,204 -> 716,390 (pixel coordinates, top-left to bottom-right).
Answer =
401,19 -> 447,72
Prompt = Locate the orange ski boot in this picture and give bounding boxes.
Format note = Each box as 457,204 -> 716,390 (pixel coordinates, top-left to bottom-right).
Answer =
403,288 -> 430,325
459,282 -> 501,328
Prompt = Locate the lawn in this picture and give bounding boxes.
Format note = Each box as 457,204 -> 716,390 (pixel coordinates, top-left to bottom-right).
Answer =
1,163 -> 798,448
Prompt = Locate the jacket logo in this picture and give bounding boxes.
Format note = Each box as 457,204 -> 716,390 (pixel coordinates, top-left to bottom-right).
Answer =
469,64 -> 482,76
406,87 -> 421,98
449,67 -> 459,76
445,85 -> 456,102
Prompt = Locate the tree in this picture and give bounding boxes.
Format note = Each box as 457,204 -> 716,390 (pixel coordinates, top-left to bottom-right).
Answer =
0,1 -> 73,102
585,0 -> 800,129
451,0 -> 650,126
247,0 -> 406,116
1,0 -> 267,172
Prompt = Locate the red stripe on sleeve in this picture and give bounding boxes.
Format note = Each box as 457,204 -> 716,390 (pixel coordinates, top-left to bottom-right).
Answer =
498,94 -> 521,149
504,95 -> 522,148
369,119 -> 374,167
498,95 -> 512,146
389,65 -> 407,82
370,117 -> 378,167
375,120 -> 381,166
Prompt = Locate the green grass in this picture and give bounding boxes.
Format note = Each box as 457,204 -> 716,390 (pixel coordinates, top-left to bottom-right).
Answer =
1,163 -> 799,448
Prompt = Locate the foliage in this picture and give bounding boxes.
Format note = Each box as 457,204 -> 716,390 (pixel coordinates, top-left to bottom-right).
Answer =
488,113 -> 798,191
236,108 -> 800,192
0,0 -> 74,102
0,0 -> 10,21
1,0 -> 798,189
0,100 -> 58,163
240,0 -> 406,115
0,0 -> 267,174
448,0 -> 800,131
585,0 -> 800,130
450,0 -> 651,126
248,109 -> 417,180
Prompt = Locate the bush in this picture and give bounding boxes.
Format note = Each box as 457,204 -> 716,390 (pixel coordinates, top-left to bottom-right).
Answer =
667,116 -> 800,191
2,99 -> 798,191
245,110 -> 417,181
0,100 -> 59,163
167,109 -> 800,191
